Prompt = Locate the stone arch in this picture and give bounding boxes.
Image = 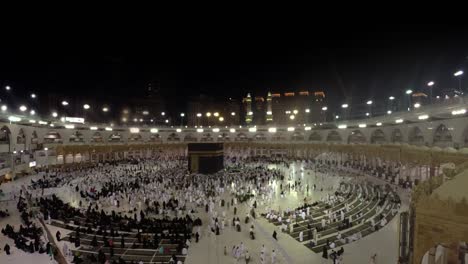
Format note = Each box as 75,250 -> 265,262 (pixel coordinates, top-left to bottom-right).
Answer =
167,133 -> 180,142
31,131 -> 39,144
348,130 -> 366,144
433,124 -> 452,148
91,132 -> 103,143
308,132 -> 322,142
326,130 -> 342,142
370,129 -> 386,144
129,133 -> 142,142
201,133 -> 214,142
217,133 -> 230,142
391,129 -> 403,143
235,133 -> 248,142
69,131 -> 84,143
254,133 -> 266,141
0,126 -> 11,144
271,132 -> 286,141
408,126 -> 425,145
184,133 -> 198,142
108,133 -> 122,142
44,131 -> 62,143
291,131 -> 304,141
149,134 -> 162,143
17,128 -> 26,144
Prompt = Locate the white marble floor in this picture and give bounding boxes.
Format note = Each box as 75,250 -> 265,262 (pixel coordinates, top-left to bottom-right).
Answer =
0,162 -> 408,264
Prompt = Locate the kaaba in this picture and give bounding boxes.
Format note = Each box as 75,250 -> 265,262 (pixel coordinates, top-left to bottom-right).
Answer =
187,143 -> 224,174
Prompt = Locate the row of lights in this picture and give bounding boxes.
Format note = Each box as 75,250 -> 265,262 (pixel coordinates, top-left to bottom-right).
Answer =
336,107 -> 467,129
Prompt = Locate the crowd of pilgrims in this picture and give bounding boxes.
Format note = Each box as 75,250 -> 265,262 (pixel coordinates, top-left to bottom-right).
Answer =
18,153 -> 287,263
1,149 -> 405,263
1,189 -> 52,256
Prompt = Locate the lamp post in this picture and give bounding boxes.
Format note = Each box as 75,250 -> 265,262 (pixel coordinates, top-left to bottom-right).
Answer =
341,104 -> 348,120
427,82 -> 434,104
405,90 -> 413,111
454,70 -> 463,92
180,113 -> 185,127
366,100 -> 373,117
321,106 -> 327,122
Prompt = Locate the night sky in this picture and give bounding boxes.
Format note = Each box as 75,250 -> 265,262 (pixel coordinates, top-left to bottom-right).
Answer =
1,24 -> 468,114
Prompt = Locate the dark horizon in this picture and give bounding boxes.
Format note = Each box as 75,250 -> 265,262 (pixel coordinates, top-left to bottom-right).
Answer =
1,24 -> 468,115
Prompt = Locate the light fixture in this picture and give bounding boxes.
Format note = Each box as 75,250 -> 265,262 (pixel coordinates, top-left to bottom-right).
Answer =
454,70 -> 464,77
105,127 -> 112,131
289,115 -> 295,120
139,118 -> 143,122
248,127 -> 257,132
102,107 -> 109,112
231,112 -> 236,116
287,127 -> 295,132
305,109 -> 310,113
165,119 -> 169,123
389,96 -> 395,100
418,114 -> 429,120
414,103 -> 421,108
62,101 -> 69,106
305,126 -> 312,131
29,120 -> 36,124
30,110 -> 35,115
387,110 -> 392,114
50,124 -> 54,127
293,110 -> 298,114
285,110 -> 291,114
1,105 -> 7,111
8,116 -> 21,122
366,112 -> 370,116
266,111 -> 272,115
219,117 -> 224,122
52,112 -> 58,118
196,113 -> 202,117
143,111 -> 149,115
5,86 -> 11,91
19,105 -> 27,112
230,128 -> 236,133
206,112 -> 212,117
90,126 -> 98,130
129,127 -> 140,133
358,124 -> 367,128
376,122 -> 382,126
161,112 -> 165,116
83,104 -> 90,110
213,112 -> 219,117
341,104 -> 348,108
122,117 -> 128,122
65,124 -> 75,129
212,128 -> 220,133
247,111 -> 253,115
38,121 -> 48,125
338,124 -> 347,129
321,106 -> 328,111
176,128 -> 182,132
197,128 -> 204,133
335,115 -> 339,119
44,148 -> 48,151
268,127 -> 277,133
366,100 -> 373,105
150,128 -> 158,133
31,93 -> 36,99
406,89 -> 413,95
180,113 -> 185,117
427,81 -> 435,86
451,109 -> 466,115
395,119 -> 404,124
